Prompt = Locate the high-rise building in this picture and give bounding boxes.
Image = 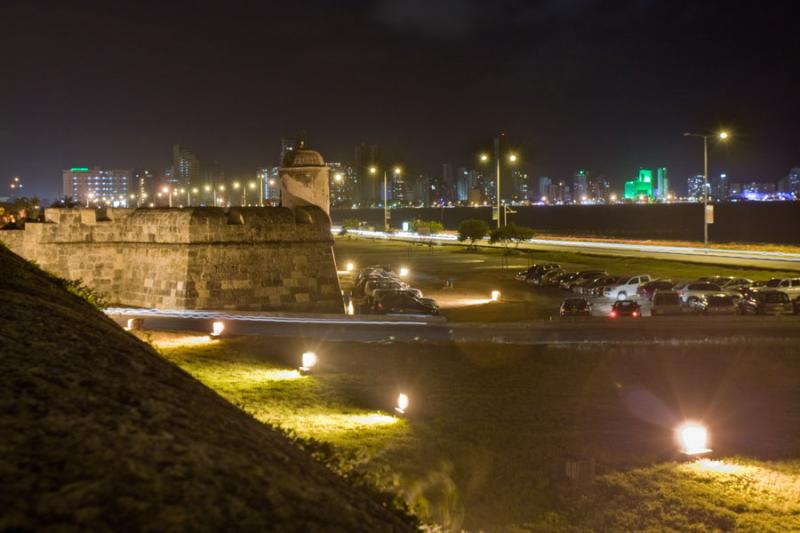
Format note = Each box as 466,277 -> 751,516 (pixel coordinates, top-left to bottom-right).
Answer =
63,167 -> 130,205
538,176 -> 551,201
172,144 -> 201,186
713,172 -> 730,200
778,167 -> 800,196
133,168 -> 156,201
326,162 -> 356,207
656,167 -> 669,200
687,175 -> 705,199
545,180 -> 571,204
588,174 -> 611,202
573,169 -> 589,202
624,169 -> 654,200
354,142 -> 379,206
511,170 -> 530,202
456,168 -> 479,203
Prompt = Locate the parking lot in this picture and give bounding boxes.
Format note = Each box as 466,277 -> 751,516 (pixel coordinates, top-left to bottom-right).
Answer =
335,236 -> 800,322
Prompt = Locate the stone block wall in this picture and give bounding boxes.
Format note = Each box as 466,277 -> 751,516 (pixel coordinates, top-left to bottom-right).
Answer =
0,207 -> 342,312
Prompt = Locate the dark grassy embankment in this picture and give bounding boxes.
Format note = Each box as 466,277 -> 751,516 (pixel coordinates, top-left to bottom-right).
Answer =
0,245 -> 415,531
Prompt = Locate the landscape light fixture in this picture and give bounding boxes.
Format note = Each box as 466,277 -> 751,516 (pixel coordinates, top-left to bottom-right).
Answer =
491,290 -> 501,302
395,393 -> 409,415
210,321 -> 225,337
399,266 -> 410,277
677,422 -> 711,456
299,351 -> 318,374
345,262 -> 354,272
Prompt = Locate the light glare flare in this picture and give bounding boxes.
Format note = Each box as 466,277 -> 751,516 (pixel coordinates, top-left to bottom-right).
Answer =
396,393 -> 409,414
211,321 -> 225,337
677,422 -> 711,455
301,351 -> 318,371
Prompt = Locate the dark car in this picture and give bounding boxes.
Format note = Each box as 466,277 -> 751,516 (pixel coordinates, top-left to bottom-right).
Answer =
560,297 -> 592,317
539,268 -> 567,286
375,292 -> 439,315
740,290 -> 793,315
516,263 -> 561,282
562,270 -> 607,291
609,300 -> 641,318
651,290 -> 683,315
371,288 -> 423,309
695,293 -> 738,315
637,279 -> 675,300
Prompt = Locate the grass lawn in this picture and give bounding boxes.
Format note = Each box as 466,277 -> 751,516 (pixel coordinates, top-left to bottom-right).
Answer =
154,331 -> 800,532
334,237 -> 799,322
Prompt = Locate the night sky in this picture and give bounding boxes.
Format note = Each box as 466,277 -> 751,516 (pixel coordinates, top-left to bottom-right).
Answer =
3,0 -> 799,198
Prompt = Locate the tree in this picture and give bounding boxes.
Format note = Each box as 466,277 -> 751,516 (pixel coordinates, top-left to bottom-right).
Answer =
489,224 -> 535,248
457,219 -> 489,249
411,219 -> 444,235
339,218 -> 361,235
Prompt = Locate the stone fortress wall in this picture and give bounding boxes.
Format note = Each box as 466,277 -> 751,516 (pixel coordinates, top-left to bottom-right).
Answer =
0,206 -> 342,312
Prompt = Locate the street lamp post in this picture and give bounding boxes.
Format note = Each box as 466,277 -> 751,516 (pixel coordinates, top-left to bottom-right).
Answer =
369,166 -> 402,231
162,186 -> 172,208
480,136 -> 518,228
684,131 -> 729,246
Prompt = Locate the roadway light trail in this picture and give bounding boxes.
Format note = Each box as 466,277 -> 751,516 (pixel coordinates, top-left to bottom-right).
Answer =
335,228 -> 800,266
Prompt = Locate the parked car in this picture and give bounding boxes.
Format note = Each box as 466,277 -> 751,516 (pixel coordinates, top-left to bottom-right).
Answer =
371,288 -> 424,309
562,270 -> 607,291
524,263 -> 562,284
364,279 -> 408,298
718,277 -> 754,290
675,281 -> 724,305
573,275 -> 614,294
560,297 -> 592,317
603,274 -> 651,300
539,268 -> 567,287
651,290 -> 683,316
516,263 -> 560,282
609,300 -> 641,318
637,279 -> 675,300
375,292 -> 439,315
765,277 -> 800,301
739,290 -> 793,315
694,293 -> 738,315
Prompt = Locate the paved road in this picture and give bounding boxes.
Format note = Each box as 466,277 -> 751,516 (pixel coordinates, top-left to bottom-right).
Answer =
108,308 -> 800,345
342,229 -> 800,271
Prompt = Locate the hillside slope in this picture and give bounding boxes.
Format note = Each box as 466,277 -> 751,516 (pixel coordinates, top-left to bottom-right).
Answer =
0,245 -> 413,531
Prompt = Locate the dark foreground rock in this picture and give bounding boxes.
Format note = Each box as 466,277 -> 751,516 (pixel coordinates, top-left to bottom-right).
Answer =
0,245 -> 414,532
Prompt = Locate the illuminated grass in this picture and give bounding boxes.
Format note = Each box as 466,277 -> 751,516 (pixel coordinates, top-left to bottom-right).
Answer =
156,337 -> 409,451
560,458 -> 800,531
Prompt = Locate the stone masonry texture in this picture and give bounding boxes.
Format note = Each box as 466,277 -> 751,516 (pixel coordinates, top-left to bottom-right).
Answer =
0,207 -> 342,312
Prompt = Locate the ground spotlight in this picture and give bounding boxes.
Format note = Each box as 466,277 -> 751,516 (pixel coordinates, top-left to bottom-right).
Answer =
300,351 -> 318,374
124,318 -> 143,331
677,422 -> 711,456
491,290 -> 501,302
399,266 -> 410,278
395,393 -> 409,415
345,262 -> 354,272
210,321 -> 225,337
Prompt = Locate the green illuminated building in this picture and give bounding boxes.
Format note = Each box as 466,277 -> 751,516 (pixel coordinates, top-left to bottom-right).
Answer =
624,169 -> 654,200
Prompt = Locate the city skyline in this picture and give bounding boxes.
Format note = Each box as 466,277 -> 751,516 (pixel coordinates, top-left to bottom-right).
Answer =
3,1 -> 799,198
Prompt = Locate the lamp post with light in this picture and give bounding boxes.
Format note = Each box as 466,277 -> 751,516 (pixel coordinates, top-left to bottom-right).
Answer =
683,130 -> 729,246
480,136 -> 518,228
369,165 -> 402,231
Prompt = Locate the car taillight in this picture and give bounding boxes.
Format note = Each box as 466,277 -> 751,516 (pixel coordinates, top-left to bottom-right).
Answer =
610,311 -> 617,318
632,311 -> 638,317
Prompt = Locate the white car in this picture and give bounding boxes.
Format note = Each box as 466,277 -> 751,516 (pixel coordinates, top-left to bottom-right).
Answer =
603,274 -> 651,300
765,278 -> 800,301
675,281 -> 724,304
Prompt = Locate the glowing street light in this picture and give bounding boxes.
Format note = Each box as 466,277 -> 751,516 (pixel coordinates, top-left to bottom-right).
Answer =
210,321 -> 225,337
479,136 -> 519,228
299,351 -> 318,374
395,393 -> 409,415
676,422 -> 711,456
369,165 -> 402,230
683,130 -> 731,246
